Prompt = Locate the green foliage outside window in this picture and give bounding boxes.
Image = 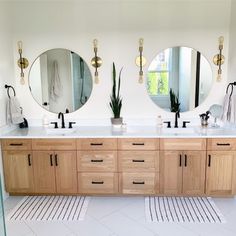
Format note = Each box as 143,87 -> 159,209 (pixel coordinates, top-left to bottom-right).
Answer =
147,71 -> 169,96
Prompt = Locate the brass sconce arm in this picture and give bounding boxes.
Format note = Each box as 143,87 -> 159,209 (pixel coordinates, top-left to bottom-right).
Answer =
91,39 -> 102,84
213,36 -> 225,82
17,41 -> 29,85
135,38 -> 147,84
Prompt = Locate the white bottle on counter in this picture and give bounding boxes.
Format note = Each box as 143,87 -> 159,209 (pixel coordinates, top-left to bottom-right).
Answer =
157,115 -> 163,128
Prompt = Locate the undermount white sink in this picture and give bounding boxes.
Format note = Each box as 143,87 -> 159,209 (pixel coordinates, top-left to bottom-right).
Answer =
46,128 -> 77,135
161,127 -> 198,135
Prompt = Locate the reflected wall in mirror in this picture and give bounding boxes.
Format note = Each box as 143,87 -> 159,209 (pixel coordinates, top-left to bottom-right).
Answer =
147,47 -> 212,112
29,48 -> 93,113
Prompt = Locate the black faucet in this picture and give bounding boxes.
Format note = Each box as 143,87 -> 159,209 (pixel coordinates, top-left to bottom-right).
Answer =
58,112 -> 65,128
174,110 -> 180,128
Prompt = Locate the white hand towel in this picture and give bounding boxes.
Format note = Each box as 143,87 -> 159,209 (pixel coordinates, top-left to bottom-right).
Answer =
229,95 -> 236,123
50,60 -> 62,101
221,93 -> 231,122
6,97 -> 24,124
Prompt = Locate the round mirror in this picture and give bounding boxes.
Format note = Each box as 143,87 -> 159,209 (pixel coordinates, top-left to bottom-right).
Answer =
147,46 -> 212,112
29,48 -> 93,113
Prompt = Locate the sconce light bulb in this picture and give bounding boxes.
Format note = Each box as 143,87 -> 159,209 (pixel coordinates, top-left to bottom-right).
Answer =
94,76 -> 99,84
139,38 -> 144,47
20,77 -> 25,85
139,75 -> 144,84
93,39 -> 98,48
219,36 -> 224,45
217,74 -> 221,82
17,41 -> 23,50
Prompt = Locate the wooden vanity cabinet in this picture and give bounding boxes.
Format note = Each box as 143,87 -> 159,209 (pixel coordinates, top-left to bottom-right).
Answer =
2,137 -> 236,197
32,139 -> 77,194
118,138 -> 159,194
77,138 -> 118,194
160,139 -> 206,195
206,139 -> 236,196
2,139 -> 34,193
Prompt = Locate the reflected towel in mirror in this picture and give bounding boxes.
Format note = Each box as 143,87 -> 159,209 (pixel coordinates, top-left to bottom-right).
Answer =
50,60 -> 62,101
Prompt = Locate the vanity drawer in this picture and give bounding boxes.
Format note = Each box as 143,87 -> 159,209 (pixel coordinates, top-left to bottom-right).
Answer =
118,151 -> 159,172
2,139 -> 32,150
32,139 -> 76,150
118,138 -> 159,150
78,173 -> 118,194
77,151 -> 117,172
77,138 -> 117,150
160,138 -> 206,150
207,139 -> 236,151
120,173 -> 157,194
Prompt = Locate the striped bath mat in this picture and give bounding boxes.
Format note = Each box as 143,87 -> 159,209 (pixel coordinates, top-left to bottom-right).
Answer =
145,197 -> 225,223
7,196 -> 90,221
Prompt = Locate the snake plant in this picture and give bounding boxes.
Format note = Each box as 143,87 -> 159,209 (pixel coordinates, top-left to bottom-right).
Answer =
109,63 -> 123,118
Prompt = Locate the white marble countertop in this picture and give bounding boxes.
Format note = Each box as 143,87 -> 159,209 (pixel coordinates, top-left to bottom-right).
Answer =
1,125 -> 236,138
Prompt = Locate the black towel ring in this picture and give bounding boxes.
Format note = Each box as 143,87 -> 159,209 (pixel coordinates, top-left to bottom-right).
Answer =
4,84 -> 16,98
226,82 -> 236,97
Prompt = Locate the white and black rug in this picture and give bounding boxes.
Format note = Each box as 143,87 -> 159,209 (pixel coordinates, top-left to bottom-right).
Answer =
7,196 -> 90,221
145,197 -> 226,223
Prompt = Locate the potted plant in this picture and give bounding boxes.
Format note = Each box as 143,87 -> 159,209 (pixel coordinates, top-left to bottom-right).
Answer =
110,62 -> 123,126
169,88 -> 180,112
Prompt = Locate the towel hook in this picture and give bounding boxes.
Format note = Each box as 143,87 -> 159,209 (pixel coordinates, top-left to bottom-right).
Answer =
226,82 -> 236,97
4,84 -> 16,98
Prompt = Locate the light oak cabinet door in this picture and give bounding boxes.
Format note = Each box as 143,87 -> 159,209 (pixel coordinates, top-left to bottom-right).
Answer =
55,151 -> 77,193
182,151 -> 206,195
206,151 -> 235,196
33,151 -> 56,193
33,151 -> 77,194
161,151 -> 206,195
3,151 -> 34,193
161,151 -> 183,195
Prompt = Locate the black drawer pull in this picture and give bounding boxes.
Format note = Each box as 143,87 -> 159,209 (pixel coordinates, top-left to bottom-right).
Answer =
133,181 -> 145,185
216,143 -> 230,146
28,154 -> 31,166
91,181 -> 104,184
179,155 -> 182,167
208,155 -> 211,167
184,155 -> 187,167
90,143 -> 103,146
55,154 -> 58,166
132,143 -> 145,146
132,160 -> 145,163
91,159 -> 103,163
10,143 -> 23,146
50,154 -> 53,166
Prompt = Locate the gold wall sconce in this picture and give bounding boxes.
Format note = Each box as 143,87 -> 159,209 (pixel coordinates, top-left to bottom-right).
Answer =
135,38 -> 147,84
213,36 -> 225,82
91,39 -> 102,84
17,41 -> 29,85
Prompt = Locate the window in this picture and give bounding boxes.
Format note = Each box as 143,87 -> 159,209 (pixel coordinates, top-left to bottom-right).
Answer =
147,49 -> 171,96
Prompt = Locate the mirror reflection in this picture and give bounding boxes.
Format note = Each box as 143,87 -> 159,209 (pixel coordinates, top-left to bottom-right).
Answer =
29,48 -> 93,113
147,47 -> 212,112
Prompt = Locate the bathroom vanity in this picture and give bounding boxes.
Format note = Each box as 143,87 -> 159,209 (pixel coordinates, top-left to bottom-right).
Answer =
1,127 -> 236,197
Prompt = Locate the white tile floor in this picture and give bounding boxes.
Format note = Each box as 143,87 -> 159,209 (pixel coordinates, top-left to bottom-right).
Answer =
3,196 -> 236,236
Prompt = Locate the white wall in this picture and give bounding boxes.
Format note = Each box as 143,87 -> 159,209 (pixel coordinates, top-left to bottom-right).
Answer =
228,0 -> 236,83
0,2 -> 14,199
4,0 -> 230,124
